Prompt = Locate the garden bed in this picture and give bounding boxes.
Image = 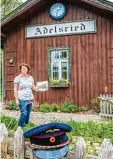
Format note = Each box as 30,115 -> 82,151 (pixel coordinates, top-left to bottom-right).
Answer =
1,115 -> 113,157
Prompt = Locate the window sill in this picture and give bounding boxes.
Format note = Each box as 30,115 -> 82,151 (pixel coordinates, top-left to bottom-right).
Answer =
49,84 -> 70,88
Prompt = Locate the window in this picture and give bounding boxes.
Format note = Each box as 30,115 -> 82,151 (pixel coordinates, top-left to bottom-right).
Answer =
48,47 -> 70,87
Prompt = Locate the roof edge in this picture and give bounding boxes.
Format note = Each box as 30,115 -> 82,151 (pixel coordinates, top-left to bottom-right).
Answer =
1,0 -> 41,26
1,0 -> 113,27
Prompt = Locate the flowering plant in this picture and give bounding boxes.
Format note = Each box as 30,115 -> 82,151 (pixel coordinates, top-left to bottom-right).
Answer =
49,79 -> 70,87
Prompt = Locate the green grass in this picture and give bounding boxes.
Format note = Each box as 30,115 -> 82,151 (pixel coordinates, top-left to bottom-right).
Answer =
1,115 -> 36,136
1,115 -> 113,156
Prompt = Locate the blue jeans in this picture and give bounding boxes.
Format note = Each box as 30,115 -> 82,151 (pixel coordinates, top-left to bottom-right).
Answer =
18,100 -> 32,127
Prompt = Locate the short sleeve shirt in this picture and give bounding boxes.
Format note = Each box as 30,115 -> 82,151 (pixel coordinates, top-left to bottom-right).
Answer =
14,74 -> 34,101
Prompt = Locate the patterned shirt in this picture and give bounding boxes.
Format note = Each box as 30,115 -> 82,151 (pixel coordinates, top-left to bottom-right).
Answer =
14,74 -> 34,101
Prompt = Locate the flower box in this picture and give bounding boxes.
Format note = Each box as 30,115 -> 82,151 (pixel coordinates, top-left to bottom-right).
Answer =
49,79 -> 70,88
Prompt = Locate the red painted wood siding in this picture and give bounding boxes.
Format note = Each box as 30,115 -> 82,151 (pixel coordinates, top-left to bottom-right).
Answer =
4,3 -> 113,107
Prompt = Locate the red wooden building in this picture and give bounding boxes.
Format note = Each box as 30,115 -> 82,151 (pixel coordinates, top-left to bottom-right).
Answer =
1,0 -> 113,107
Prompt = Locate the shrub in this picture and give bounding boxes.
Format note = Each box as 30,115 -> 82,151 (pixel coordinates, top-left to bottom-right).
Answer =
50,103 -> 59,112
79,106 -> 88,112
61,102 -> 78,113
8,100 -> 19,110
90,97 -> 100,113
40,103 -> 50,113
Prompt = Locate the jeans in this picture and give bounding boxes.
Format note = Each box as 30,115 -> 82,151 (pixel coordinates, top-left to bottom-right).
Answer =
18,100 -> 32,127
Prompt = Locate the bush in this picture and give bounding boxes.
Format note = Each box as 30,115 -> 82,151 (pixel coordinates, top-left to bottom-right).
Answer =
8,100 -> 19,110
79,106 -> 88,112
50,103 -> 59,112
90,97 -> 100,113
61,102 -> 78,113
40,103 -> 50,113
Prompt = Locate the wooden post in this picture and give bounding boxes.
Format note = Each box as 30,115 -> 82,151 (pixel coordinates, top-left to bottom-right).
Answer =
74,137 -> 86,159
98,138 -> 113,159
0,123 -> 8,159
14,126 -> 25,159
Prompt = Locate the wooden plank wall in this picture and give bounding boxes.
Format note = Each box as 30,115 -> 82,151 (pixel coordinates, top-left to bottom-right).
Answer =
4,3 -> 113,107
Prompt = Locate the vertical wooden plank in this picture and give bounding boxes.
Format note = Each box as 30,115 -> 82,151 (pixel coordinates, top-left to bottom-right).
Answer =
74,137 -> 86,159
96,15 -> 102,95
14,127 -> 25,159
76,6 -> 82,106
0,124 -> 8,159
101,17 -> 107,93
3,1 -> 113,107
110,21 -> 113,93
98,138 -> 113,159
106,19 -> 111,94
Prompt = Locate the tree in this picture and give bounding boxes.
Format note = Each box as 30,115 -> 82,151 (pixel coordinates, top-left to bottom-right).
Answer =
1,0 -> 23,18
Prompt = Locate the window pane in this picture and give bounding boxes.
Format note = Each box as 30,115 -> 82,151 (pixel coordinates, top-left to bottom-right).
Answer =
61,62 -> 67,71
51,51 -> 60,59
53,62 -> 59,71
49,48 -> 70,82
60,50 -> 67,59
62,71 -> 67,79
53,72 -> 59,79
52,62 -> 59,79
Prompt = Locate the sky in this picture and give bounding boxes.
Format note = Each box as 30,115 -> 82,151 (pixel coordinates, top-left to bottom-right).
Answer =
107,0 -> 113,2
21,0 -> 113,2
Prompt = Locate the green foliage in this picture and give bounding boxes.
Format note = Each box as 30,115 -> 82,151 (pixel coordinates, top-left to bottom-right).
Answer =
61,102 -> 78,113
79,106 -> 88,112
22,121 -> 36,132
40,103 -> 60,113
49,103 -> 59,112
90,96 -> 100,113
8,100 -> 19,110
1,115 -> 18,130
1,115 -> 36,136
1,0 -> 23,18
40,103 -> 50,113
67,120 -> 113,143
52,120 -> 113,155
49,79 -> 70,87
6,100 -> 89,114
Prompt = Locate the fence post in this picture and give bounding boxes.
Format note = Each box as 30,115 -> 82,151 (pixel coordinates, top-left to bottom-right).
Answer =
98,138 -> 113,159
14,126 -> 25,159
0,123 -> 8,159
74,137 -> 86,159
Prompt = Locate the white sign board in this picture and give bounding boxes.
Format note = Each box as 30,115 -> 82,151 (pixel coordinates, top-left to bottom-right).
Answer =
36,81 -> 48,91
26,20 -> 96,38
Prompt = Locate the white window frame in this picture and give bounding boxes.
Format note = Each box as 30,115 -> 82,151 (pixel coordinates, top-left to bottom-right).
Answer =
48,47 -> 70,81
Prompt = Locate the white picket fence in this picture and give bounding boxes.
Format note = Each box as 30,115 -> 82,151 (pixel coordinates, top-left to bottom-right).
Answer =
0,123 -> 113,159
99,94 -> 113,119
